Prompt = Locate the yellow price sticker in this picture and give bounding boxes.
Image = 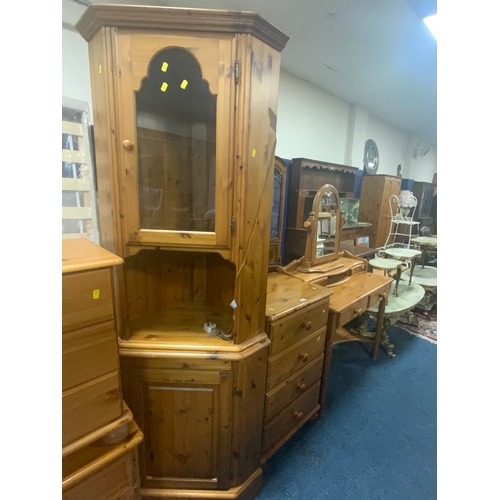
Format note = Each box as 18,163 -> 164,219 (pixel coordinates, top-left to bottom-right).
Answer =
161,82 -> 168,92
161,62 -> 168,72
93,289 -> 100,299
251,149 -> 256,157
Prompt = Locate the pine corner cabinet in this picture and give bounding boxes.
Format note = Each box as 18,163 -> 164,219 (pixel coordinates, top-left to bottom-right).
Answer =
76,4 -> 288,499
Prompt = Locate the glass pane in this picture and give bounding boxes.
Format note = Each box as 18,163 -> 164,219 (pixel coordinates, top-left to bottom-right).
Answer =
62,190 -> 84,207
136,48 -> 217,232
316,192 -> 337,257
270,168 -> 282,238
62,219 -> 83,234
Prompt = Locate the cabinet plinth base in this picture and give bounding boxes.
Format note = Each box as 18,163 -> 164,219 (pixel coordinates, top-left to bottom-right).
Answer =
139,468 -> 262,500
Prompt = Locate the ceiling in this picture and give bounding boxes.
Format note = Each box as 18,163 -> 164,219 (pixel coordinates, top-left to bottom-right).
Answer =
62,0 -> 437,146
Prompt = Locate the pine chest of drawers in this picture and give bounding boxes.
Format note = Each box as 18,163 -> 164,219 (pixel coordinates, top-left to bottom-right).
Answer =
262,273 -> 331,462
62,239 -> 143,499
62,239 -> 125,448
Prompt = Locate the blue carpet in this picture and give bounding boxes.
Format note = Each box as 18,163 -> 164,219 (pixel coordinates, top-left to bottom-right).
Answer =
257,326 -> 437,499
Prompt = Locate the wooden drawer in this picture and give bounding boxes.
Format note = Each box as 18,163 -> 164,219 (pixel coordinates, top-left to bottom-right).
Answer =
63,449 -> 138,500
350,260 -> 367,275
366,281 -> 392,309
267,328 -> 326,391
262,380 -> 321,456
338,296 -> 369,327
268,300 -> 329,357
63,269 -> 115,333
265,355 -> 323,423
62,321 -> 119,392
63,371 -> 123,447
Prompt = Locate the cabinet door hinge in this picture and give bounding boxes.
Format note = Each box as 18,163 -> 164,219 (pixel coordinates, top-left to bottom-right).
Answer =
235,60 -> 240,84
231,217 -> 236,236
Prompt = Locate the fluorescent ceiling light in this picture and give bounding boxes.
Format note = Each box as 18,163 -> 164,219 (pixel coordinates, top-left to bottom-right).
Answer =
424,14 -> 437,40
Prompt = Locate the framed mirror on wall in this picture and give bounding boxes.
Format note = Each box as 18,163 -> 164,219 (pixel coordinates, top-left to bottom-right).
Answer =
363,139 -> 379,175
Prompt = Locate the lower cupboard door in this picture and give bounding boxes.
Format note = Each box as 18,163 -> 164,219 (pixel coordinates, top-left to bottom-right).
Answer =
128,368 -> 233,491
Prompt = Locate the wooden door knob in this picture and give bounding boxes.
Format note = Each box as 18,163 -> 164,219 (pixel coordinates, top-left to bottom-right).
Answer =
296,383 -> 306,391
354,308 -> 362,316
122,140 -> 134,151
299,352 -> 309,362
294,411 -> 304,420
301,320 -> 312,331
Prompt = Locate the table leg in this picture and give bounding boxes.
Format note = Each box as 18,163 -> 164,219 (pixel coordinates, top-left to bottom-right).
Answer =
379,318 -> 396,358
402,310 -> 420,328
393,266 -> 402,297
318,339 -> 333,418
372,293 -> 387,360
409,257 -> 417,286
318,311 -> 336,418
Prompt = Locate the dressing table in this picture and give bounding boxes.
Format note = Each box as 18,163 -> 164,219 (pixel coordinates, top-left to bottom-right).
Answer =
282,184 -> 393,411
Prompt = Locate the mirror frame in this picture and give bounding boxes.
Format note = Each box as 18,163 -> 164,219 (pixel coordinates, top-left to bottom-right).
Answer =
303,183 -> 342,267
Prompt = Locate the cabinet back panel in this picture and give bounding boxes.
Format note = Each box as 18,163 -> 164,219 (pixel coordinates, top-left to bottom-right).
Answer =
124,250 -> 235,321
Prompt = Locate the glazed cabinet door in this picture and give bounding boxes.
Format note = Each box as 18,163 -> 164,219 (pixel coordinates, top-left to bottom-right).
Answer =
114,32 -> 235,251
127,366 -> 233,491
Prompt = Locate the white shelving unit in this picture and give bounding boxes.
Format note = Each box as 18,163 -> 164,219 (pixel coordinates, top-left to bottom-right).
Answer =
62,96 -> 99,243
382,194 -> 420,249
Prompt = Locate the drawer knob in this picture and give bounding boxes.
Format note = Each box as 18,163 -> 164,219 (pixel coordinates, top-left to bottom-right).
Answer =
379,293 -> 388,300
294,411 -> 304,420
122,139 -> 134,151
301,320 -> 312,331
299,352 -> 309,362
296,383 -> 306,391
354,308 -> 362,316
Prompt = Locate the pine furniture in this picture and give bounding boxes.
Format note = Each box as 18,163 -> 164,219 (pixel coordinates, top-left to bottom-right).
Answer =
283,184 -> 393,411
358,174 -> 402,249
76,4 -> 288,499
262,272 -> 331,462
62,238 -> 143,499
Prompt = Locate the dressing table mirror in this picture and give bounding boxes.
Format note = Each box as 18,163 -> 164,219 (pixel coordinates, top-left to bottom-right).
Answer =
300,184 -> 342,271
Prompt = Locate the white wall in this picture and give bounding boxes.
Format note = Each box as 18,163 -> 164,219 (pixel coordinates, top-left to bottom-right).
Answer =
61,26 -> 436,182
410,146 -> 437,183
62,28 -> 93,113
365,114 -> 408,177
275,71 -> 350,163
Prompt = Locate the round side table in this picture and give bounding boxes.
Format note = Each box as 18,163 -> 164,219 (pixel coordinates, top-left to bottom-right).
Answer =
365,280 -> 426,357
383,247 -> 422,285
401,265 -> 437,311
410,236 -> 437,268
369,257 -> 403,298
